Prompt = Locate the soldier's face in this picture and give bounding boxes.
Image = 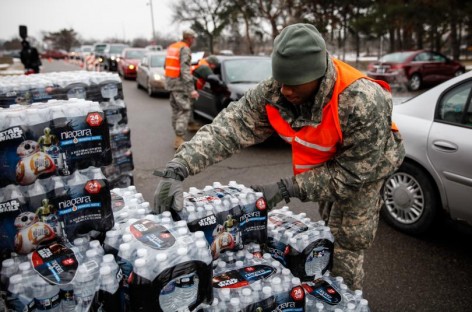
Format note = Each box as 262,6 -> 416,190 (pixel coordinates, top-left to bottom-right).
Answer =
280,79 -> 321,105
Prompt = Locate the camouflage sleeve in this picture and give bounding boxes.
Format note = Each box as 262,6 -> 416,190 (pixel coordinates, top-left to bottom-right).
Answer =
180,47 -> 195,93
173,78 -> 276,175
295,79 -> 403,202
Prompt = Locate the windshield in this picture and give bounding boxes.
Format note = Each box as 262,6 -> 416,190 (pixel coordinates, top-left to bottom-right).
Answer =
82,46 -> 92,52
94,45 -> 107,53
125,50 -> 145,59
223,58 -> 272,84
150,55 -> 165,67
379,51 -> 416,63
110,45 -> 126,54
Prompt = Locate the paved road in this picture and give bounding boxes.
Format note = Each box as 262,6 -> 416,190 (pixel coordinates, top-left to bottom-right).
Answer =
44,60 -> 472,312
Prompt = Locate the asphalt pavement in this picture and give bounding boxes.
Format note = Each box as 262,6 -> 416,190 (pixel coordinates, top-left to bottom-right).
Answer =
42,60 -> 472,312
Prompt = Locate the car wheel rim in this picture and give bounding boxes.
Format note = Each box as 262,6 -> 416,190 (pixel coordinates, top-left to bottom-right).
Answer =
383,172 -> 424,224
409,76 -> 420,90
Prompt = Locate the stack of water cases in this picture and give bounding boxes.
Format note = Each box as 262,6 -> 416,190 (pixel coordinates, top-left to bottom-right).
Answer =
178,181 -> 268,259
267,206 -> 334,281
0,71 -> 134,188
104,191 -> 213,312
1,237 -> 121,312
206,245 -> 306,311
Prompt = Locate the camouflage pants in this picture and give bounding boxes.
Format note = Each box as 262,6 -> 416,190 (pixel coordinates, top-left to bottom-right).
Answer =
169,90 -> 192,137
319,179 -> 384,290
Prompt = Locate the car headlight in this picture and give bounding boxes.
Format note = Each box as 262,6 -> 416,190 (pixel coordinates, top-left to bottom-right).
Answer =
111,56 -> 116,61
98,57 -> 103,62
153,74 -> 162,80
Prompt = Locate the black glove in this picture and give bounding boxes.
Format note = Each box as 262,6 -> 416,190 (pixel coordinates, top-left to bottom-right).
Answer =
153,160 -> 189,214
251,177 -> 300,210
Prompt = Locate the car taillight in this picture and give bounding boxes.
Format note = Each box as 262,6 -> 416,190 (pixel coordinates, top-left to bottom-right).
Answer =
128,65 -> 135,70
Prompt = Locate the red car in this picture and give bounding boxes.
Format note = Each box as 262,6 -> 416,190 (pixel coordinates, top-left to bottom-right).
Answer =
117,48 -> 146,79
41,49 -> 68,60
367,50 -> 465,91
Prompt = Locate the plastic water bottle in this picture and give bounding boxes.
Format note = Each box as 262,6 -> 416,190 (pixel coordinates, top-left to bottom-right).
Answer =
240,288 -> 253,308
6,274 -> 35,312
60,283 -> 75,312
97,265 -> 121,312
73,263 -> 99,312
1,258 -> 18,294
228,297 -> 241,311
32,276 -> 61,312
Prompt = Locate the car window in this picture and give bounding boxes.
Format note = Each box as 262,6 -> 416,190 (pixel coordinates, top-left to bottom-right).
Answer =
223,58 -> 272,83
414,52 -> 431,62
125,50 -> 145,59
379,51 -> 416,63
150,55 -> 165,67
110,45 -> 126,54
436,80 -> 472,127
431,52 -> 446,62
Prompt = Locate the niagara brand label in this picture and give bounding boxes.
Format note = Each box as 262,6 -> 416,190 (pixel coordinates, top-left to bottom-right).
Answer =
302,278 -> 342,305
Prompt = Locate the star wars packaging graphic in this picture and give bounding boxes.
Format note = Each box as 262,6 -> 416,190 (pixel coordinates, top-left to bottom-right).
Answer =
302,275 -> 371,311
109,214 -> 213,312
267,207 -> 334,281
31,240 -> 79,285
0,100 -> 112,187
180,182 -> 268,259
209,252 -> 305,312
109,125 -> 132,150
0,71 -> 123,108
0,168 -> 114,263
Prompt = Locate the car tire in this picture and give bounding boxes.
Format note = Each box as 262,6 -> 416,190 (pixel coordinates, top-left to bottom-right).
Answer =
407,73 -> 422,91
137,80 -> 142,89
147,80 -> 154,97
381,162 -> 440,235
454,69 -> 465,77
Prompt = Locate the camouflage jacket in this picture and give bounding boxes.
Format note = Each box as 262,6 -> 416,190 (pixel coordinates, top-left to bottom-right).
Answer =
173,57 -> 405,202
165,44 -> 195,93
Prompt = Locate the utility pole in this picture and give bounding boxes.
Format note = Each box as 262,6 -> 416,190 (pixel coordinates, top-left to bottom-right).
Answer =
148,0 -> 156,43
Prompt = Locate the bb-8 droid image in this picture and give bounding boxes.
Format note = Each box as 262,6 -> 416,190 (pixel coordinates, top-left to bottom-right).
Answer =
15,140 -> 56,185
14,211 -> 56,254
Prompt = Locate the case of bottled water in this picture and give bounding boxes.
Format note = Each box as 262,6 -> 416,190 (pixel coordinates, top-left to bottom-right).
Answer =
2,236 -> 121,312
0,99 -> 112,187
208,246 -> 306,311
103,204 -> 213,312
0,167 -> 114,263
302,274 -> 371,311
178,181 -> 268,259
267,206 -> 334,281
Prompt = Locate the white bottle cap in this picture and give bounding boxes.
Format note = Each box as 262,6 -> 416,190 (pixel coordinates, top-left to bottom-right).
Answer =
122,234 -> 133,243
230,297 -> 240,306
100,266 -> 111,276
134,258 -> 146,268
103,254 -> 114,263
2,258 -> 15,267
137,248 -> 148,258
262,286 -> 272,295
196,240 -> 207,248
242,288 -> 252,296
89,240 -> 101,249
156,253 -> 168,262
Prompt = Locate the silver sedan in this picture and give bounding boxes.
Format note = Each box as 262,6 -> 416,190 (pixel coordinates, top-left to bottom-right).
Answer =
383,71 -> 472,234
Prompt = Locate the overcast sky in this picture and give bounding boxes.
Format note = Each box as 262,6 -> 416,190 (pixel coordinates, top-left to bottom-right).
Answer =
0,0 -> 186,42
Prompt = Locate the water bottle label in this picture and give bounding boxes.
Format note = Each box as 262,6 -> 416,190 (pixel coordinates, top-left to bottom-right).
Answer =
129,219 -> 176,249
31,241 -> 79,285
268,213 -> 309,234
159,274 -> 199,312
110,191 -> 125,212
6,293 -> 35,312
34,292 -> 61,311
266,236 -> 289,266
241,286 -> 305,312
302,278 -> 342,306
212,264 -> 276,288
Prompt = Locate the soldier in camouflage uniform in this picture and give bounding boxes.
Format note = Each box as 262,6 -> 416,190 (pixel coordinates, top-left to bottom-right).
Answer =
165,29 -> 200,149
154,24 -> 405,290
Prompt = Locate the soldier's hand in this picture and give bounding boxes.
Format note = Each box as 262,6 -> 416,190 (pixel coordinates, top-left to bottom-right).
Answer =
191,90 -> 199,99
153,161 -> 189,214
251,177 -> 299,210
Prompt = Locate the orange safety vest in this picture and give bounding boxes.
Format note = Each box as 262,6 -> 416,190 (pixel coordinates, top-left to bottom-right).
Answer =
165,41 -> 188,78
266,58 -> 395,175
192,58 -> 210,90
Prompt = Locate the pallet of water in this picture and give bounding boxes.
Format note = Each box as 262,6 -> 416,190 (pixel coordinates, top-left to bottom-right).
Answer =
177,181 -> 268,259
102,209 -> 213,312
206,246 -> 306,312
267,206 -> 334,281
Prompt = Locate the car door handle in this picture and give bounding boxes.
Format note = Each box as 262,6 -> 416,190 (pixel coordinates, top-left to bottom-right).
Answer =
432,140 -> 458,152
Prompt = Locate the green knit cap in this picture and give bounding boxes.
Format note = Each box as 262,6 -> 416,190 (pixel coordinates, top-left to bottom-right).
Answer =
272,23 -> 327,85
